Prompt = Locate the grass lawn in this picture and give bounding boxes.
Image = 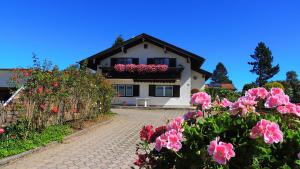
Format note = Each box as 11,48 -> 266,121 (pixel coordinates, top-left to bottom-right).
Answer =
0,113 -> 114,159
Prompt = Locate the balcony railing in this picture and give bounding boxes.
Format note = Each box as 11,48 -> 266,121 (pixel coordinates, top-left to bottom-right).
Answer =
100,67 -> 184,81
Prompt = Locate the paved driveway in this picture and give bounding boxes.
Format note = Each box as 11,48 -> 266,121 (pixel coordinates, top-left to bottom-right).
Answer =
2,108 -> 185,169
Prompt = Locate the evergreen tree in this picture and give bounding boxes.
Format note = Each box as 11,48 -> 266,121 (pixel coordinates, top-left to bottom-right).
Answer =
248,42 -> 280,86
286,71 -> 298,83
211,62 -> 232,84
285,71 -> 300,103
112,35 -> 124,47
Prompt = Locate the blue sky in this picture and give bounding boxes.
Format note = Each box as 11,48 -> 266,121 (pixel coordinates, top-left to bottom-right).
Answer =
0,0 -> 299,90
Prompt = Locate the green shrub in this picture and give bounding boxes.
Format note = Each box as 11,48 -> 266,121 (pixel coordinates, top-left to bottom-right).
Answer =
205,88 -> 241,102
10,57 -> 114,130
264,81 -> 285,91
242,82 -> 258,93
0,121 -> 72,158
135,88 -> 300,169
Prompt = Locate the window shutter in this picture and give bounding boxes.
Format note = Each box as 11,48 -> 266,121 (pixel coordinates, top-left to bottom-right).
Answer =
147,58 -> 154,64
133,85 -> 140,96
169,58 -> 176,67
149,85 -> 156,96
111,58 -> 117,66
173,85 -> 180,97
132,58 -> 139,64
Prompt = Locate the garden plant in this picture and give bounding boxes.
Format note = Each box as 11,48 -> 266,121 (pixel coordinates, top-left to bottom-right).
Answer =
135,87 -> 300,168
0,57 -> 114,158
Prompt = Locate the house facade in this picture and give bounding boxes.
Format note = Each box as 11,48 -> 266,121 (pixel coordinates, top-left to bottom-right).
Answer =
80,33 -> 211,107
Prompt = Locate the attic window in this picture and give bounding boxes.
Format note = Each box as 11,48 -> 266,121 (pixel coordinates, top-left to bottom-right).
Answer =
144,44 -> 148,49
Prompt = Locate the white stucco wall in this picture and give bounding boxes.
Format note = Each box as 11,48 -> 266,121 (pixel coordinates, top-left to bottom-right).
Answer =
191,70 -> 206,91
98,43 -> 205,107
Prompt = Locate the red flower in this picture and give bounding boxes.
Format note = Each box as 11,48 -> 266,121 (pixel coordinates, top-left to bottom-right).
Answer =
134,154 -> 147,167
72,108 -> 77,113
37,86 -> 44,94
52,82 -> 59,88
51,106 -> 59,114
140,125 -> 154,142
0,128 -> 5,135
40,104 -> 46,111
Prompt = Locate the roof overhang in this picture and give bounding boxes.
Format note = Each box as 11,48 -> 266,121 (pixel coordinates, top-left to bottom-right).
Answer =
79,33 -> 205,70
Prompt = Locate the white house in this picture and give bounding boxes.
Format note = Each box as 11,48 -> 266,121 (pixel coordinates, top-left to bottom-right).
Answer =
80,33 -> 211,108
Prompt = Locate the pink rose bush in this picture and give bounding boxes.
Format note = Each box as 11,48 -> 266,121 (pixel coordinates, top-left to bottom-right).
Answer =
135,88 -> 300,168
114,64 -> 169,73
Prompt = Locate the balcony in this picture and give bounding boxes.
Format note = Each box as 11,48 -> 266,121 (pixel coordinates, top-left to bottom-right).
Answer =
100,66 -> 184,82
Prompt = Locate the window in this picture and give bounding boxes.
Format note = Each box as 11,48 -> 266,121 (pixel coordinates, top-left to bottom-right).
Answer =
126,85 -> 133,96
155,86 -> 173,97
155,86 -> 164,97
154,58 -> 169,65
118,85 -> 125,96
113,84 -> 138,97
117,58 -> 133,64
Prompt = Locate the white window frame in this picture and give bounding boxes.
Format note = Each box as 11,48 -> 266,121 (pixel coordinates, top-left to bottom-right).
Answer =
126,85 -> 133,97
155,86 -> 173,97
117,58 -> 133,64
114,84 -> 135,97
118,85 -> 126,97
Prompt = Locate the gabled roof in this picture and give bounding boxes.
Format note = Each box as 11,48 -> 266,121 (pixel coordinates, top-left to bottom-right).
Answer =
79,33 -> 211,80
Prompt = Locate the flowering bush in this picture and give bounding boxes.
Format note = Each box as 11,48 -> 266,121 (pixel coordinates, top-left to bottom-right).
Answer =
114,64 -> 169,74
114,64 -> 126,72
9,57 -> 114,130
135,87 -> 300,168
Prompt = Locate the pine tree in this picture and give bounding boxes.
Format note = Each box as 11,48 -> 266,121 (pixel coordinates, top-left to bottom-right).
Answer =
211,62 -> 232,84
112,35 -> 124,47
285,71 -> 300,103
286,71 -> 298,83
248,42 -> 280,86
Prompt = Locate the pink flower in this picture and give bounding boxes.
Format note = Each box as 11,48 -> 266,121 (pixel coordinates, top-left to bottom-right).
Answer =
207,137 -> 235,165
146,64 -> 157,73
298,152 -> 300,159
270,88 -> 284,96
220,98 -> 232,108
114,64 -> 126,72
0,128 -> 5,135
140,125 -> 155,142
155,130 -> 183,152
155,135 -> 167,152
276,103 -> 297,114
263,122 -> 283,144
166,132 -> 182,152
197,110 -> 203,117
229,96 -> 257,116
167,116 -> 184,132
246,87 -> 269,99
250,119 -> 269,139
264,94 -> 289,108
156,64 -> 168,72
250,119 -> 283,144
125,64 -> 137,73
191,92 -> 211,110
136,64 -> 148,74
